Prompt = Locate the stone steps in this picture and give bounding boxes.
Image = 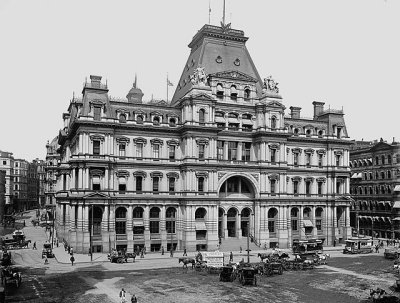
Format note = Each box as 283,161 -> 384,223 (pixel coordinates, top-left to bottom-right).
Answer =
219,237 -> 260,253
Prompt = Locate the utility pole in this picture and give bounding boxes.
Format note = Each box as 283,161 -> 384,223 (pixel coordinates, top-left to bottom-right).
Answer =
90,204 -> 93,262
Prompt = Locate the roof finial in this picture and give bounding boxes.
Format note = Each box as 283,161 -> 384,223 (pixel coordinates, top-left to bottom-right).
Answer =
208,0 -> 211,24
133,73 -> 137,88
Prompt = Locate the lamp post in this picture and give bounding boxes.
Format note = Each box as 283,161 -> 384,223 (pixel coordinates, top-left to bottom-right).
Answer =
90,204 -> 93,262
246,222 -> 250,263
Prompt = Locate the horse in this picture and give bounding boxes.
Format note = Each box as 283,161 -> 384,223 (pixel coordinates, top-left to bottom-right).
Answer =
125,252 -> 136,263
19,240 -> 31,249
178,257 -> 195,269
258,253 -> 273,262
317,253 -> 330,265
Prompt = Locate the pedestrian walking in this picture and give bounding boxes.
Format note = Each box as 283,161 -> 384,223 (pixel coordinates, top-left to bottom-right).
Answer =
33,241 -> 37,250
56,239 -> 59,247
131,294 -> 137,303
229,251 -> 233,262
183,248 -> 187,256
68,245 -> 71,254
70,247 -> 74,255
119,288 -> 126,303
140,248 -> 144,258
240,246 -> 242,253
333,239 -> 336,247
170,248 -> 174,257
161,246 -> 164,255
44,257 -> 49,265
70,255 -> 75,266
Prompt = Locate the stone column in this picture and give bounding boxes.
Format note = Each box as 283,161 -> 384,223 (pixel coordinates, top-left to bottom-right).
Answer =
144,205 -> 150,251
223,213 -> 228,238
237,213 -> 242,238
160,205 -> 167,248
127,205 -> 133,251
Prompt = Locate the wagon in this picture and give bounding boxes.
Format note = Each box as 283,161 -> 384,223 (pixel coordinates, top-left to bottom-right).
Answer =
42,242 -> 54,258
385,248 -> 400,260
264,261 -> 283,276
1,266 -> 22,288
219,265 -> 236,282
237,266 -> 257,286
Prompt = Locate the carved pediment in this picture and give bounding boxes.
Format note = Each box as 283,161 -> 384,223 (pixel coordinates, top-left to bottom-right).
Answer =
83,192 -> 110,199
189,92 -> 215,101
265,100 -> 286,110
209,70 -> 258,83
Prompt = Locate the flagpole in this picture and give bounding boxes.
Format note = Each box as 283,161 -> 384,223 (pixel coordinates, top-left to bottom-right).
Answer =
167,74 -> 169,103
208,0 -> 211,24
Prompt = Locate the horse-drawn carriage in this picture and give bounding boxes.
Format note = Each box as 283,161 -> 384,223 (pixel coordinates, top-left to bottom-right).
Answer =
219,265 -> 236,282
237,265 -> 257,286
263,261 -> 284,276
1,230 -> 31,250
108,250 -> 136,263
1,266 -> 21,288
42,242 -> 55,258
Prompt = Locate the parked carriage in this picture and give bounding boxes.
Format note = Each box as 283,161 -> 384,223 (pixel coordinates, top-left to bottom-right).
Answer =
108,250 -> 136,263
219,265 -> 236,282
384,248 -> 400,259
237,266 -> 257,286
263,261 -> 284,276
42,242 -> 55,258
0,251 -> 12,267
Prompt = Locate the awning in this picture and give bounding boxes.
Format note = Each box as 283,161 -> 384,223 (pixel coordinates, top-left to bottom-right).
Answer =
195,221 -> 207,230
357,173 -> 363,178
303,220 -> 314,227
392,217 -> 400,221
394,185 -> 400,192
351,173 -> 357,179
393,201 -> 400,209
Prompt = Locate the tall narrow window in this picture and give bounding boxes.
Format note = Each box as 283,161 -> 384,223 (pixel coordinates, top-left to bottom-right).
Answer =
198,144 -> 205,160
228,142 -> 237,161
136,143 -> 143,158
293,153 -> 299,166
199,109 -> 205,125
119,114 -> 126,123
119,144 -> 126,158
153,177 -> 159,193
169,145 -> 175,160
336,181 -> 341,194
270,180 -> 276,194
168,177 -> 175,193
92,176 -> 100,191
75,168 -> 79,188
336,155 -> 341,167
271,117 -> 276,129
93,107 -> 101,121
216,83 -> 224,99
306,153 -> 311,166
136,176 -> 143,192
198,177 -> 204,193
244,88 -> 251,100
217,141 -> 224,160
136,115 -> 143,124
291,208 -> 298,231
119,178 -> 126,193
242,143 -> 251,162
305,181 -> 311,195
93,140 -> 100,156
317,182 -> 323,195
230,85 -> 237,100
270,149 -> 276,163
153,145 -> 160,159
293,181 -> 299,195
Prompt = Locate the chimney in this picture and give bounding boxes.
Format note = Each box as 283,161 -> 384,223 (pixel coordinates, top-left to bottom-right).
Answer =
90,75 -> 102,88
312,101 -> 325,119
290,106 -> 301,119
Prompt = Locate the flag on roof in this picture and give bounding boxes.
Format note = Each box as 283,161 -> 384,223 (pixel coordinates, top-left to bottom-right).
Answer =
167,79 -> 174,86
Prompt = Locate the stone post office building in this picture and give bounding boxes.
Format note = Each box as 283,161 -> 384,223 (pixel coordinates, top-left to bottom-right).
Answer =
52,23 -> 353,253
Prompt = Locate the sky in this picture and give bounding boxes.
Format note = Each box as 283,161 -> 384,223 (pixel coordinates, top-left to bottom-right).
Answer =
0,0 -> 399,161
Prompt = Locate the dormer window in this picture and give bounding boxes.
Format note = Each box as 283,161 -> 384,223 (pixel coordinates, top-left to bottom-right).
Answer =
294,128 -> 299,136
119,113 -> 126,123
244,87 -> 251,100
137,115 -> 143,124
169,118 -> 176,127
318,130 -> 323,137
153,116 -> 160,126
230,85 -> 237,101
306,129 -> 311,137
216,83 -> 224,99
94,106 -> 101,121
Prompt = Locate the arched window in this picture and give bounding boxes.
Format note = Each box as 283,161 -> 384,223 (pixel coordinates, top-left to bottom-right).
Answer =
136,115 -> 143,124
195,207 -> 207,219
244,87 -> 251,100
388,155 -> 392,164
303,207 -> 311,218
381,155 -> 385,165
149,207 -> 160,234
271,116 -> 277,130
169,118 -> 176,127
375,157 -> 379,165
166,207 -> 176,233
230,85 -> 237,100
133,207 -> 143,218
268,208 -> 278,233
381,172 -> 385,179
291,207 -> 299,231
153,116 -> 160,125
119,113 -> 126,123
388,171 -> 392,179
199,109 -> 205,125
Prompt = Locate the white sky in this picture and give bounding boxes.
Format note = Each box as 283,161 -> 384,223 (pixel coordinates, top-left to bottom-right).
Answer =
0,0 -> 399,161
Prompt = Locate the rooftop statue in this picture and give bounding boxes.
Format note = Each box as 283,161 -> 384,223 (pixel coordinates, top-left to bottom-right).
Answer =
263,76 -> 279,94
190,67 -> 208,87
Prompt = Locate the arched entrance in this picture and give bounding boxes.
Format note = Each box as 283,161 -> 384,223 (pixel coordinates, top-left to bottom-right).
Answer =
218,208 -> 224,240
89,206 -> 103,252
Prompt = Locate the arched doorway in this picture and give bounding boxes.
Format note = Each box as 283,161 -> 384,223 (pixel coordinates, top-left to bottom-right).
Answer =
227,208 -> 237,237
89,206 -> 103,252
241,208 -> 251,237
218,208 -> 225,240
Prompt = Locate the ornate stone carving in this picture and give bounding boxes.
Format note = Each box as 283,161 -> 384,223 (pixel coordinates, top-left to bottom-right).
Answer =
218,172 -> 226,180
190,67 -> 208,86
263,75 -> 279,94
251,174 -> 259,181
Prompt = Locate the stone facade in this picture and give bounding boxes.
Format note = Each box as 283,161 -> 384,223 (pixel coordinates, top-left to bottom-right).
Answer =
350,139 -> 400,238
52,24 -> 353,253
